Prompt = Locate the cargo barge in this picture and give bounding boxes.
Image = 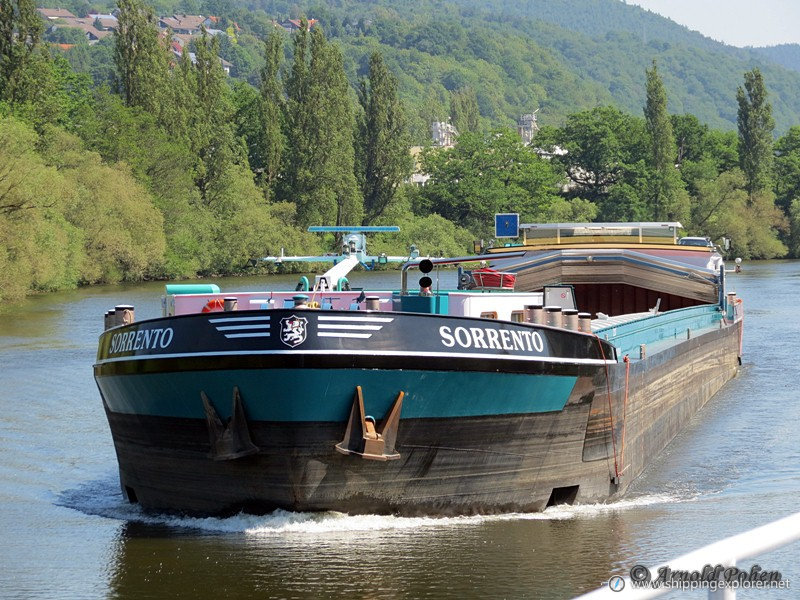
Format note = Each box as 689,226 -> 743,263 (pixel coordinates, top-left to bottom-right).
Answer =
94,222 -> 742,515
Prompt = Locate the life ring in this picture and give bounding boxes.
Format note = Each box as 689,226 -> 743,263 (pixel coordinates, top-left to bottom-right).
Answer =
201,298 -> 225,313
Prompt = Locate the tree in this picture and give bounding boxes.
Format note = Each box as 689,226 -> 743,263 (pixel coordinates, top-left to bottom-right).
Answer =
420,129 -> 561,236
282,22 -> 361,227
356,51 -> 413,225
671,114 -> 708,166
555,105 -> 648,218
279,20 -> 311,208
256,31 -> 284,195
788,199 -> 800,257
0,0 -> 43,103
184,29 -> 241,204
114,0 -> 169,118
643,61 -> 685,221
773,126 -> 800,213
450,86 -> 479,135
690,169 -> 785,259
737,68 -> 775,198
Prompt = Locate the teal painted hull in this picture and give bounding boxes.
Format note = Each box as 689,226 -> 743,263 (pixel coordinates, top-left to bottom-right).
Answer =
98,368 -> 578,421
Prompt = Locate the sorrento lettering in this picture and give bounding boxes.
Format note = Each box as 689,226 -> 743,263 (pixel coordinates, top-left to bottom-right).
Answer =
439,325 -> 544,353
109,327 -> 174,354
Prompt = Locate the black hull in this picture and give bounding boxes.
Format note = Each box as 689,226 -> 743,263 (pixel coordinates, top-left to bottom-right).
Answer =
105,407 -> 612,516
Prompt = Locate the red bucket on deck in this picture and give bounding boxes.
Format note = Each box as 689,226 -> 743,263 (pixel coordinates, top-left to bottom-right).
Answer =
471,268 -> 517,289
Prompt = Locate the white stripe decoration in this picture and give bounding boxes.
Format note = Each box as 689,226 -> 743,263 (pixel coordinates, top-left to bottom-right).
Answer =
209,315 -> 271,339
318,332 -> 373,339
224,333 -> 271,339
318,316 -> 394,323
316,315 -> 393,339
317,324 -> 382,330
97,349 -> 616,366
208,316 -> 271,323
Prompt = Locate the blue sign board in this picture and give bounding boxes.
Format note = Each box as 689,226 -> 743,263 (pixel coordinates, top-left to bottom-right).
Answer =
495,213 -> 519,238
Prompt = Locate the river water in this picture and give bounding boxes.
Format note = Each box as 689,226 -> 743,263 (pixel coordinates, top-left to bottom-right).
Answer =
1,262 -> 798,599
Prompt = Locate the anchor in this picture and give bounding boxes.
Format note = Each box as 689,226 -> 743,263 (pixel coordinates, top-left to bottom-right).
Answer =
201,386 -> 259,461
335,386 -> 404,461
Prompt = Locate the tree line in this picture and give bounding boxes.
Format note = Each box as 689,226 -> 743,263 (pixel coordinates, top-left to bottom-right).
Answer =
1,0 -> 799,304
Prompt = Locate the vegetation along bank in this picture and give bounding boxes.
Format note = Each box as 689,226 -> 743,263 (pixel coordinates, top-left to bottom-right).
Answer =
3,0 -> 800,302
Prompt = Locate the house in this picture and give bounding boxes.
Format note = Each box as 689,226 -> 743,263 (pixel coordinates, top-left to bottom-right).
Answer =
279,18 -> 317,32
51,18 -> 111,44
37,8 -> 76,20
170,33 -> 194,50
88,13 -> 118,30
517,112 -> 539,146
431,121 -> 458,147
159,14 -> 207,35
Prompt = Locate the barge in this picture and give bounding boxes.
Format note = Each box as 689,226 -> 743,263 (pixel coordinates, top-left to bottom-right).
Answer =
94,222 -> 742,515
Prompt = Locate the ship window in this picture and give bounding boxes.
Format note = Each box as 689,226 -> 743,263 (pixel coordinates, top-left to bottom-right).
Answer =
480,311 -> 498,319
511,311 -> 525,323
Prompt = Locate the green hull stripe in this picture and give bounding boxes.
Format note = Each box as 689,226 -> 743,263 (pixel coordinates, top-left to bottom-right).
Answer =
99,368 -> 578,421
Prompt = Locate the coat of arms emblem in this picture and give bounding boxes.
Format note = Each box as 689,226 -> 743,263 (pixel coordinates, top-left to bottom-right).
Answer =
280,315 -> 308,347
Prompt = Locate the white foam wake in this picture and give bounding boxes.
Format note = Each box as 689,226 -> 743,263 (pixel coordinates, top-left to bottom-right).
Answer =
57,476 -> 692,535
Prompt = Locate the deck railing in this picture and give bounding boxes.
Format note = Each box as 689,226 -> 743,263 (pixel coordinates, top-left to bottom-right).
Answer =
575,511 -> 800,599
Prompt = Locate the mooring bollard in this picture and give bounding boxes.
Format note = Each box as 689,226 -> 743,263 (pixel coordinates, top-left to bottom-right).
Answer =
545,306 -> 563,328
563,308 -> 579,331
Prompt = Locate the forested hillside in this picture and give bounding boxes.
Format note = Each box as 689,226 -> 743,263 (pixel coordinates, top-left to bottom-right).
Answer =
753,44 -> 800,74
42,0 -> 800,135
3,0 -> 800,303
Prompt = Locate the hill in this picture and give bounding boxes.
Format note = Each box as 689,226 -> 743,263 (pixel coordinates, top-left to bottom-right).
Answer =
40,0 -> 800,136
752,43 -> 800,73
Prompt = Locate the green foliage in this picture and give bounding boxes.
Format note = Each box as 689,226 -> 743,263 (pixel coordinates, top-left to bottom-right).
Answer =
355,51 -> 413,225
553,105 -> 649,219
6,0 -> 800,303
282,23 -> 362,227
44,0 -> 800,135
44,27 -> 90,45
50,134 -> 167,283
788,199 -> 800,258
0,0 -> 44,103
187,30 -> 243,203
203,163 -> 290,273
368,190 -> 474,259
688,169 -> 785,259
254,30 -> 284,195
644,61 -> 682,220
419,129 -> 563,237
449,86 -> 480,134
773,126 -> 800,213
114,0 -> 171,117
0,115 -> 166,300
62,39 -> 116,88
737,68 -> 775,197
